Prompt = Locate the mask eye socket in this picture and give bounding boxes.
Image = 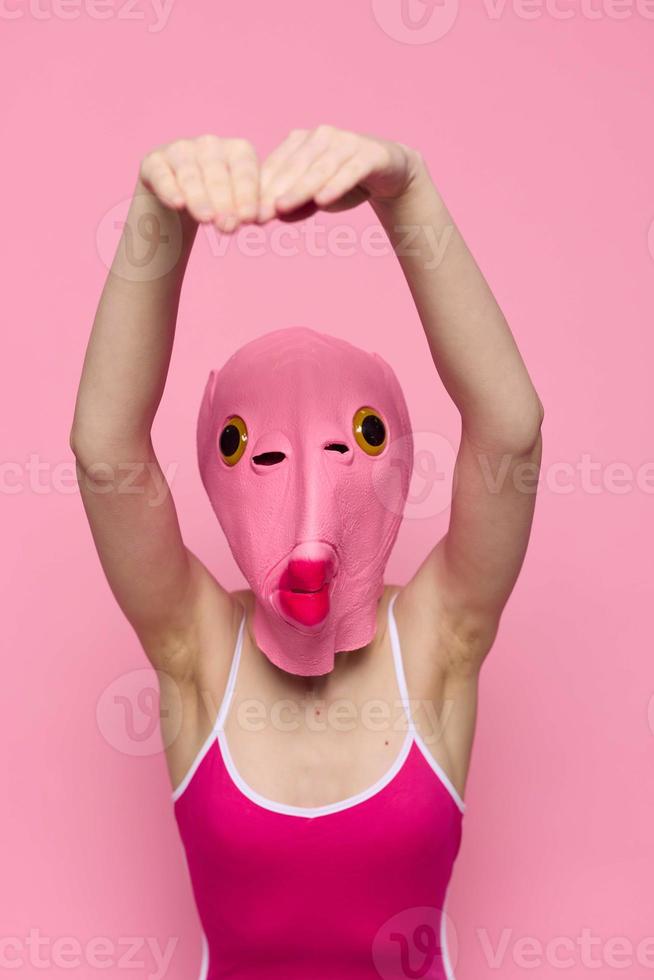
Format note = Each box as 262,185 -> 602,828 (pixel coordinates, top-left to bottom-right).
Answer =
219,416 -> 248,466
353,407 -> 387,456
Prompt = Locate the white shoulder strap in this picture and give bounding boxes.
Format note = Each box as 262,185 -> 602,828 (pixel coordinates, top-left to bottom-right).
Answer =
388,591 -> 466,814
216,609 -> 246,732
387,590 -> 416,733
171,609 -> 247,802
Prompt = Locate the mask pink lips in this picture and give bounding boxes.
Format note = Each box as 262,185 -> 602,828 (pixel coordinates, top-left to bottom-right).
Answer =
278,557 -> 334,627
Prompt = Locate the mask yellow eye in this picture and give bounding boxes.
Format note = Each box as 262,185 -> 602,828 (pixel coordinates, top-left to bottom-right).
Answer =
353,407 -> 387,456
219,416 -> 248,466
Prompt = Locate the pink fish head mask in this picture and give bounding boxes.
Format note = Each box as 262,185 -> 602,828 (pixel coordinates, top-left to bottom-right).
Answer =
197,326 -> 413,676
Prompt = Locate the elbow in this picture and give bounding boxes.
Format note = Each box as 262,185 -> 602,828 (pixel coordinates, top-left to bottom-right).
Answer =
68,426 -> 81,459
464,393 -> 544,457
528,394 -> 545,445
519,394 -> 544,449
69,426 -> 97,470
69,410 -> 92,463
69,425 -> 152,477
69,426 -> 85,465
504,396 -> 544,456
69,429 -> 103,481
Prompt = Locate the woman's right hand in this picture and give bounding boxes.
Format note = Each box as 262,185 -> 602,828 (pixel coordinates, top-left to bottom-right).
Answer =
139,135 -> 260,234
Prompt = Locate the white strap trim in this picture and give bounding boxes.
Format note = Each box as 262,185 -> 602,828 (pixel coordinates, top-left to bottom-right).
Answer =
387,590 -> 466,815
215,610 -> 246,732
197,932 -> 209,980
387,590 -> 415,730
171,609 -> 246,802
414,734 -> 466,814
176,845 -> 210,977
441,889 -> 457,980
217,724 -> 414,818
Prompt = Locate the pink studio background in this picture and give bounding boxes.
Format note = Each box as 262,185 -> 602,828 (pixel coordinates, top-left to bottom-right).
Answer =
2,2 -> 653,978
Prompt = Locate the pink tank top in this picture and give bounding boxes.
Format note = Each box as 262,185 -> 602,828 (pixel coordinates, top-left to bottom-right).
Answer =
173,591 -> 465,979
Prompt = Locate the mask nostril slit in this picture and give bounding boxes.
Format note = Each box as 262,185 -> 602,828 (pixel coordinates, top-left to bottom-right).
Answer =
253,451 -> 286,466
324,443 -> 349,454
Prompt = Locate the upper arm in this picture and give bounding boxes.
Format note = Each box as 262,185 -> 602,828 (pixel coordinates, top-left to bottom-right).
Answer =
398,420 -> 543,672
73,438 -> 233,675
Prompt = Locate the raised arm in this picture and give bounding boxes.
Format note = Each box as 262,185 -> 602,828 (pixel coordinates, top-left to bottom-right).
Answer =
369,152 -> 543,668
261,125 -> 543,672
70,136 -> 260,674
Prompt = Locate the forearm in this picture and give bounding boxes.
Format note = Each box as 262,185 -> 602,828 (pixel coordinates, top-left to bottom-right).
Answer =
371,156 -> 543,452
71,178 -> 197,462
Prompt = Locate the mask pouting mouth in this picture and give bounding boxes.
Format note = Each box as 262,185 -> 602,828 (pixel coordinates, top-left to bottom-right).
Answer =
271,546 -> 337,629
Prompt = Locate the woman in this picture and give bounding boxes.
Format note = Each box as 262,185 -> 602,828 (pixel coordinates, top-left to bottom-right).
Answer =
71,126 -> 543,979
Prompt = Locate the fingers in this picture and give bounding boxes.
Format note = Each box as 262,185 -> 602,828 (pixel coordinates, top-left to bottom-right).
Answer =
167,140 -> 215,223
140,127 -> 397,231
258,129 -> 310,221
313,149 -> 383,208
259,126 -> 384,218
265,130 -> 335,202
201,155 -> 235,232
139,136 -> 260,232
139,152 -> 184,210
226,139 -> 260,225
275,140 -> 358,214
195,135 -> 235,231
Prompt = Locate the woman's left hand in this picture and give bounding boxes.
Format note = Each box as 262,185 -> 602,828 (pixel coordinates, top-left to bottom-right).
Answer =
258,125 -> 421,223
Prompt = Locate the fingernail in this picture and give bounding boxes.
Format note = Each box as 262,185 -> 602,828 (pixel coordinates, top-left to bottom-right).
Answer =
238,204 -> 257,222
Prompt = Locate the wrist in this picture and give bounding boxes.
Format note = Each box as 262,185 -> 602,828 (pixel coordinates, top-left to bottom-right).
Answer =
133,176 -> 197,231
399,144 -> 430,195
370,145 -> 440,217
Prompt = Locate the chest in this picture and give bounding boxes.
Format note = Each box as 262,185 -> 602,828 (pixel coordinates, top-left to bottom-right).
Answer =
223,688 -> 412,809
173,736 -> 463,980
178,735 -> 462,865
